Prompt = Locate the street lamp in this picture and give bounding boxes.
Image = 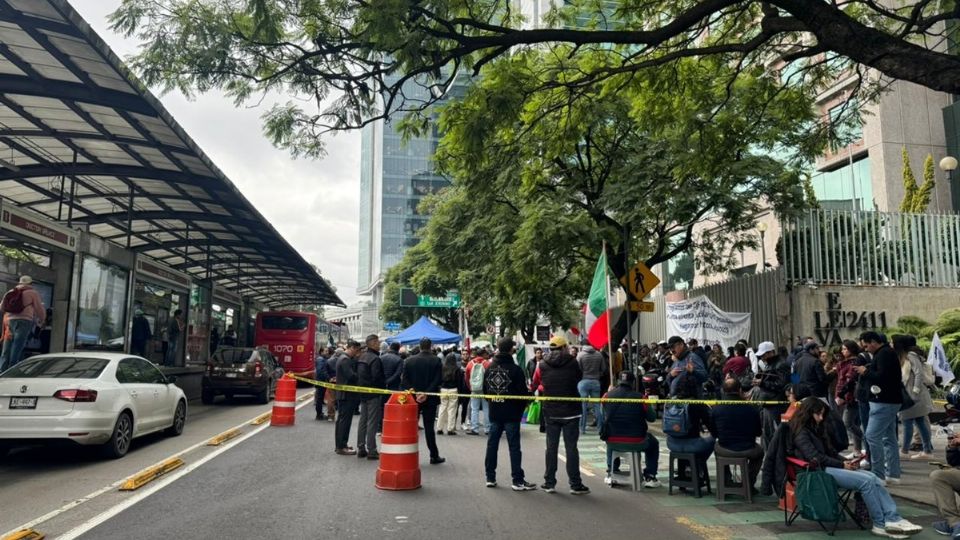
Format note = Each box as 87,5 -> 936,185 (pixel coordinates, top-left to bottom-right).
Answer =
756,222 -> 768,272
940,156 -> 958,213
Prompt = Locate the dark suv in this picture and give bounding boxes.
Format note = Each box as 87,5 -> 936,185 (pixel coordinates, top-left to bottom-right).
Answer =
202,347 -> 284,405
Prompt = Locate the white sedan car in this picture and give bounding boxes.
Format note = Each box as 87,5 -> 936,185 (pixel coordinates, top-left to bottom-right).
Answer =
0,352 -> 187,459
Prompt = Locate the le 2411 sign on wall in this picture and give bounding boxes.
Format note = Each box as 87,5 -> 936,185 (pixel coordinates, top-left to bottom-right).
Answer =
813,292 -> 888,347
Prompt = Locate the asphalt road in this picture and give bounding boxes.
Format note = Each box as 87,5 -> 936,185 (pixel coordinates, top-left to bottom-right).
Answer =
75,405 -> 701,540
0,390 -> 314,535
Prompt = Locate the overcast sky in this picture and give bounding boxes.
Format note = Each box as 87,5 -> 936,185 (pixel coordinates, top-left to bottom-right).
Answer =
70,1 -> 362,306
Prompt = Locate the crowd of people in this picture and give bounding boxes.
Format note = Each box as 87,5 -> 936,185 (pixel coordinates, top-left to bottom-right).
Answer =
308,330 -> 960,538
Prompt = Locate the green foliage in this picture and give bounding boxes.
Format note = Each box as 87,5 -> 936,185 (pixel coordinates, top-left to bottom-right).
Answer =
900,148 -> 919,213
888,309 -> 960,376
915,154 -> 937,213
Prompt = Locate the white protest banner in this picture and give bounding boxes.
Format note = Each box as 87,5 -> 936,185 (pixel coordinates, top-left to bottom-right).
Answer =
927,332 -> 955,386
665,295 -> 751,350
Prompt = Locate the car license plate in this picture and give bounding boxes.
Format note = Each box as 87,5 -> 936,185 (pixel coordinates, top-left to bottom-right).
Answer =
224,372 -> 238,378
9,396 -> 38,409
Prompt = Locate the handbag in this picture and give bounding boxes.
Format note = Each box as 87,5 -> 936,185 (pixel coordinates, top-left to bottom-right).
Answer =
900,384 -> 915,412
526,400 -> 541,425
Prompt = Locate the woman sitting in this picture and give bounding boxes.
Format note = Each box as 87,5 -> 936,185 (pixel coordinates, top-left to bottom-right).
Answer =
789,397 -> 922,539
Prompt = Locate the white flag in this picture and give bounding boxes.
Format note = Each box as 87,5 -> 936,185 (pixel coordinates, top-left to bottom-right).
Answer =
927,332 -> 956,386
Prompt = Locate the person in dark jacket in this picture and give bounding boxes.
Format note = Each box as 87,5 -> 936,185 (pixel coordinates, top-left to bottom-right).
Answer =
402,337 -> 445,464
483,338 -> 535,490
794,341 -> 828,399
712,378 -> 763,490
381,342 -> 404,391
856,331 -> 903,483
313,353 -> 330,421
603,371 -> 661,488
753,341 -> 790,449
665,336 -> 708,396
131,309 -> 152,357
438,349 -> 463,435
666,371 -> 716,474
355,334 -> 385,459
539,335 -> 589,495
334,341 -> 362,455
789,397 -> 921,537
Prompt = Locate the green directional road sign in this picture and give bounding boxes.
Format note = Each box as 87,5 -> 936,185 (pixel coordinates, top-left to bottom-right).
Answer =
399,288 -> 461,308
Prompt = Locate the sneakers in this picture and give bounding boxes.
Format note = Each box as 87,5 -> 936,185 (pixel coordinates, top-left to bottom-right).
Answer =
429,456 -> 446,465
465,430 -> 480,436
871,526 -> 908,539
860,459 -> 871,470
569,485 -> 591,495
910,452 -> 934,460
932,520 -> 951,536
604,475 -> 619,487
643,476 -> 662,488
540,483 -> 556,493
437,430 -> 444,435
885,519 -> 922,535
886,477 -> 902,485
511,480 -> 537,491
334,447 -> 356,456
485,480 -> 497,488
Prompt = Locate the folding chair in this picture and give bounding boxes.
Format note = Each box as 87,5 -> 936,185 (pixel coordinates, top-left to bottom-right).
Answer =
782,456 -> 865,535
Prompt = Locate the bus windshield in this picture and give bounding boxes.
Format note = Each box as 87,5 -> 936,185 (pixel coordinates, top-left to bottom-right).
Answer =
260,316 -> 309,331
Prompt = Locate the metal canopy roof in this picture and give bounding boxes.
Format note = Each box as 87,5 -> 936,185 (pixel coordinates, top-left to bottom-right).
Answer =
0,0 -> 343,307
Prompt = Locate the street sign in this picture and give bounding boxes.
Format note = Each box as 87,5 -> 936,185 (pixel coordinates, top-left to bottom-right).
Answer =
629,300 -> 656,313
399,288 -> 462,308
619,262 -> 660,300
384,321 -> 401,331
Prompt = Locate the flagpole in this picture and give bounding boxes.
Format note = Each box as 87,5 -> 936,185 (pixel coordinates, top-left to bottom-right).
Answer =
603,242 -> 614,388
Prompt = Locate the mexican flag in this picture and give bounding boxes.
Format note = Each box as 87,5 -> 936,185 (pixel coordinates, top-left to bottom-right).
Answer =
586,251 -> 610,349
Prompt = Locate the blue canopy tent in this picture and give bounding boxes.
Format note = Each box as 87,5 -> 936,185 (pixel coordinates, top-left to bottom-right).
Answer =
385,316 -> 462,346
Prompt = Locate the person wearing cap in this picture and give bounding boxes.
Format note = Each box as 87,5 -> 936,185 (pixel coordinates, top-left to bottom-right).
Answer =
356,334 -> 385,459
539,335 -> 590,495
752,340 -> 790,449
602,371 -> 661,488
402,337 -> 446,465
793,341 -> 828,400
334,340 -> 363,455
483,338 -> 535,490
0,275 -> 46,371
856,331 -> 903,484
665,336 -> 707,396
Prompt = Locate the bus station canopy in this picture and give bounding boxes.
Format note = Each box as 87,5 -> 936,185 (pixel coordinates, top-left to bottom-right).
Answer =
0,0 -> 343,307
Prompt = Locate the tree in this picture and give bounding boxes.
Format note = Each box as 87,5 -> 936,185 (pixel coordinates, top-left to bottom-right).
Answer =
899,150 -> 936,213
396,51 -> 820,342
111,0 -> 959,156
900,147 -> 919,213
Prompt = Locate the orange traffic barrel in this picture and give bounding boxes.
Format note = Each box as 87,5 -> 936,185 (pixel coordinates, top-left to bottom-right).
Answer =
376,392 -> 421,490
270,375 -> 297,426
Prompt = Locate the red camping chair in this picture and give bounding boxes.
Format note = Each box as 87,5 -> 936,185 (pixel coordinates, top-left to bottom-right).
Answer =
782,456 -> 865,535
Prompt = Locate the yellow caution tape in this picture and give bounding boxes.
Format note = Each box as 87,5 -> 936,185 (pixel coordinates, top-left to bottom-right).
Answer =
288,374 -> 787,406
1,529 -> 44,540
119,457 -> 185,491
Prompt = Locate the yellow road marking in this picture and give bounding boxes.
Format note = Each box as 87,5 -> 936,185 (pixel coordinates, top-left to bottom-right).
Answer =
1,529 -> 44,540
676,516 -> 732,540
250,412 -> 271,425
206,428 -> 242,446
119,458 -> 185,491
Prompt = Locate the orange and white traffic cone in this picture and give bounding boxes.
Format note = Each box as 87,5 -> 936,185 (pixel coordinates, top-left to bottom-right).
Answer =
270,375 -> 297,427
376,392 -> 421,490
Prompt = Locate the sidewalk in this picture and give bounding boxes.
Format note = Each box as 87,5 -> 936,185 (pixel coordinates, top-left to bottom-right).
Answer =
521,421 -> 945,540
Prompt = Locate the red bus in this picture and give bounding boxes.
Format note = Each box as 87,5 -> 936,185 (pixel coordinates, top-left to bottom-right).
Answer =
255,311 -> 323,374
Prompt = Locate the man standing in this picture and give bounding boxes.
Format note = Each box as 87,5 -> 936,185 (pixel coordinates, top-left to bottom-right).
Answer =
465,349 -> 491,435
402,337 -> 445,464
165,309 -> 184,367
576,345 -> 607,434
131,309 -> 152,357
0,276 -> 46,371
483,338 -> 535,490
711,378 -> 764,491
665,336 -> 707,396
540,335 -> 589,495
856,331 -> 903,484
381,342 -> 404,392
334,340 -> 363,455
794,341 -> 827,400
356,334 -> 385,459
752,341 -> 789,449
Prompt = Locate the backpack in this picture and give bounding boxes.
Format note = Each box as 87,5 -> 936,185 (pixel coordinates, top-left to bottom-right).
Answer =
795,470 -> 843,523
0,287 -> 25,314
662,404 -> 690,435
469,361 -> 485,393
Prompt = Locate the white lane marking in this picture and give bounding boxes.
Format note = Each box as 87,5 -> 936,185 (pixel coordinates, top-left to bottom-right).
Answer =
58,398 -> 314,540
2,395 -> 314,538
557,454 -> 596,477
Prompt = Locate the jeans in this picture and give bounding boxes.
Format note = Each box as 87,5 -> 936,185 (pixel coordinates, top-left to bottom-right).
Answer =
578,379 -> 603,433
901,416 -> 933,454
357,396 -> 382,451
335,400 -> 360,449
486,421 -> 524,483
437,388 -> 459,432
859,399 -> 872,459
606,434 -> 659,478
164,339 -> 178,366
470,396 -> 488,432
544,417 -> 582,488
866,402 -> 901,480
667,435 -> 716,470
824,466 -> 903,528
841,401 -> 863,453
0,318 -> 32,372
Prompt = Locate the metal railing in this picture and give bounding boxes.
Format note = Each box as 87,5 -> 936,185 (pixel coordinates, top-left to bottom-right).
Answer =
781,209 -> 960,287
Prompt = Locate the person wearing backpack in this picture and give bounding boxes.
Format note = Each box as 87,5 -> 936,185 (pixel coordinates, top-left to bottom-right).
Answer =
0,276 -> 46,372
665,370 -> 716,479
789,397 -> 922,538
465,349 -> 491,435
